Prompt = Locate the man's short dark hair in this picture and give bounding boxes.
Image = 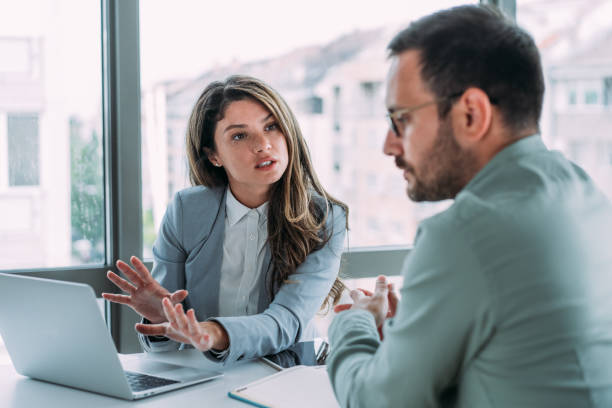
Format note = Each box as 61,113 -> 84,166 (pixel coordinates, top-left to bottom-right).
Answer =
388,5 -> 545,133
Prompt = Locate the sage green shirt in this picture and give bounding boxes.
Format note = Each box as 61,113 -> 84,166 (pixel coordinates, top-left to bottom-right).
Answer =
328,135 -> 612,407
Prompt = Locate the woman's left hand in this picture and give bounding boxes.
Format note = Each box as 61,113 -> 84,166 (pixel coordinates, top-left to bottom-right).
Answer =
135,298 -> 230,352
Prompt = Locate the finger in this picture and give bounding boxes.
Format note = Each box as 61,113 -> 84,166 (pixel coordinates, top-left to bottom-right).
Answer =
135,323 -> 167,336
186,309 -> 200,336
374,275 -> 389,297
350,289 -> 364,302
196,333 -> 213,351
130,256 -> 154,283
358,288 -> 373,297
163,329 -> 192,345
116,259 -> 145,287
377,326 -> 385,341
102,293 -> 132,305
334,304 -> 352,313
162,297 -> 179,329
170,289 -> 189,304
174,303 -> 189,332
106,271 -> 137,294
387,283 -> 399,316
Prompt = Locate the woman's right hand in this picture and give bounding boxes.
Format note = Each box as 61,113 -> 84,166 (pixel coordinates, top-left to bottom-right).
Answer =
102,256 -> 188,324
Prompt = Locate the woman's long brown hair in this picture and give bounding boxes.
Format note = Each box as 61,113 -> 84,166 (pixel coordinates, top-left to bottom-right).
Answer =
185,75 -> 348,311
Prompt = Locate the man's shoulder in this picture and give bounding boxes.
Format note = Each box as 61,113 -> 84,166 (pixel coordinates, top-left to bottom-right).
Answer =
418,192 -> 499,237
411,192 -> 513,271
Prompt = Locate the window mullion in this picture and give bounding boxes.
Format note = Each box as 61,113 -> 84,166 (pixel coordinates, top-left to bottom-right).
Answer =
102,0 -> 143,353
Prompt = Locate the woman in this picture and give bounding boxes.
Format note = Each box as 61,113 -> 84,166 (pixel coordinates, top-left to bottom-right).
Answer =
102,75 -> 348,363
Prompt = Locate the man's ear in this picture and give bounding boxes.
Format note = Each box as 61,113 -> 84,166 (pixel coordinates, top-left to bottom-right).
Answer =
203,147 -> 222,167
450,87 -> 492,147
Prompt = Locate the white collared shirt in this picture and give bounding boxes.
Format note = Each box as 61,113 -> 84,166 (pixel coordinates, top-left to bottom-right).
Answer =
218,188 -> 270,317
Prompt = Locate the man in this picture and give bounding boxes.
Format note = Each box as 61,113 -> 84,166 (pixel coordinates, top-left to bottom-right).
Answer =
327,5 -> 612,408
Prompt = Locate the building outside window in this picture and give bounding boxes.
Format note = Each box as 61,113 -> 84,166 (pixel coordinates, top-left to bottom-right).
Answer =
519,0 -> 612,201
0,0 -> 103,270
139,0 -> 476,256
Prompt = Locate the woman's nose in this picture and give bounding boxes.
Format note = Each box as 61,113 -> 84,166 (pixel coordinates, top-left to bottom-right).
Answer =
253,133 -> 271,152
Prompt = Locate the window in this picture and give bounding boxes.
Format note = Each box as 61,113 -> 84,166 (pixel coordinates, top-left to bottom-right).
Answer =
8,114 -> 39,186
0,0 -> 104,269
604,77 -> 612,106
518,0 -> 612,200
359,81 -> 383,118
585,90 -> 599,105
139,0 -> 476,253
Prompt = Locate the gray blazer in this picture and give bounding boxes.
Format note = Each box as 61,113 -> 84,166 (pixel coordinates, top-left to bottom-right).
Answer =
139,186 -> 346,364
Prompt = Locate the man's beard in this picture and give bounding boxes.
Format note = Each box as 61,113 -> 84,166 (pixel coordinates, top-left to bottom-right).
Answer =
399,118 -> 477,202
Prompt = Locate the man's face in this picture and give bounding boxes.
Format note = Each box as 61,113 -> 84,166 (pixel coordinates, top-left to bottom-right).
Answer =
384,50 -> 476,202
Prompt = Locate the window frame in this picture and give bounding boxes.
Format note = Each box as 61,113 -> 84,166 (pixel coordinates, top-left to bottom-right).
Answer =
0,0 -> 142,352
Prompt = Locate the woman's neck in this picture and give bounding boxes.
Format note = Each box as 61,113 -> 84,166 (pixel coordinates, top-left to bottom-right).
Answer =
228,184 -> 270,209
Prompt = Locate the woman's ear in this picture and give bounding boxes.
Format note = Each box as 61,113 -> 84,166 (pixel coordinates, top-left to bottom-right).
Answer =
203,147 -> 222,167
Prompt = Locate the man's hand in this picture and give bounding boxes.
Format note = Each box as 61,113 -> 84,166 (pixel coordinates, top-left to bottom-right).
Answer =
334,275 -> 399,337
102,256 -> 188,324
135,297 -> 230,352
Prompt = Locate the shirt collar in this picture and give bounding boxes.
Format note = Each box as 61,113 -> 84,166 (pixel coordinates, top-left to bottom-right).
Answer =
463,133 -> 546,194
225,187 -> 269,227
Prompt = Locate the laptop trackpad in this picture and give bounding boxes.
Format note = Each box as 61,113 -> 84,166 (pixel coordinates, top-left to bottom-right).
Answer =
121,358 -> 220,382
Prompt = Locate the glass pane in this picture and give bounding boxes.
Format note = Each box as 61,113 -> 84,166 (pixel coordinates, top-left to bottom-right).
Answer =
0,0 -> 104,269
140,0 -> 475,255
8,114 -> 39,186
517,0 -> 612,200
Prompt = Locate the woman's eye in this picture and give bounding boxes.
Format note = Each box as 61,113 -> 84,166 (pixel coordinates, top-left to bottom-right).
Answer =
232,133 -> 246,141
265,123 -> 278,132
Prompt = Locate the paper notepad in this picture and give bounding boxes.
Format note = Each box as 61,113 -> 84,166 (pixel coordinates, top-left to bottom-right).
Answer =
228,365 -> 339,408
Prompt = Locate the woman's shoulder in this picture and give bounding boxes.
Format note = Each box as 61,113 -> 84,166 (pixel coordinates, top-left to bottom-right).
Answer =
310,192 -> 346,217
173,185 -> 225,208
164,185 -> 225,239
308,192 -> 347,235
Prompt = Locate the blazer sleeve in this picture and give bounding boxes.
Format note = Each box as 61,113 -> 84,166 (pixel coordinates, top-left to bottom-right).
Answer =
211,203 -> 347,364
138,193 -> 188,352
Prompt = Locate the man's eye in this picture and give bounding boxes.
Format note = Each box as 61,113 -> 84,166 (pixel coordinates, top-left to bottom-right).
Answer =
232,133 -> 246,141
397,114 -> 411,125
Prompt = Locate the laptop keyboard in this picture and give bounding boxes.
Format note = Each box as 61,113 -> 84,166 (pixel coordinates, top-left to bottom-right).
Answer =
125,371 -> 179,392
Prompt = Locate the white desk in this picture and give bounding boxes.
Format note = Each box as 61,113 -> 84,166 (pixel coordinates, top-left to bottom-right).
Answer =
0,350 -> 277,407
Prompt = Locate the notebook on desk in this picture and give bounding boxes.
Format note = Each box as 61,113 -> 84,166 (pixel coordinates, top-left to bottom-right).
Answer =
229,365 -> 339,408
0,273 -> 222,400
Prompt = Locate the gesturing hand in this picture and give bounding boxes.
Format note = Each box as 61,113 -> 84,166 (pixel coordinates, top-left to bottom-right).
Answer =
334,275 -> 399,338
135,298 -> 230,352
102,256 -> 188,324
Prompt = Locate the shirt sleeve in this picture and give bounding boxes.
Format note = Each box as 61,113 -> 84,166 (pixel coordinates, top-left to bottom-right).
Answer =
138,193 -> 187,352
211,204 -> 347,364
327,215 -> 495,407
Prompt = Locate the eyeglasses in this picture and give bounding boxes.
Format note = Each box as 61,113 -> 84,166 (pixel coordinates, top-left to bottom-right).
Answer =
386,91 -> 464,137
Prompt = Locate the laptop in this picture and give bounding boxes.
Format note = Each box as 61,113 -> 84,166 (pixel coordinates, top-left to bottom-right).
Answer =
0,273 -> 223,400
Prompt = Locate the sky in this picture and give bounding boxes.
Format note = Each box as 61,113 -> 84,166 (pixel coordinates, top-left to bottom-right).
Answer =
139,0 -> 473,86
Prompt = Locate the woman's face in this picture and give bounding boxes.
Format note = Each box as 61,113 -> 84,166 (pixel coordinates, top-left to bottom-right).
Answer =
208,99 -> 289,203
